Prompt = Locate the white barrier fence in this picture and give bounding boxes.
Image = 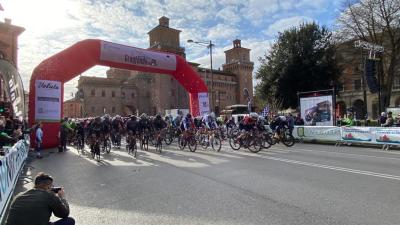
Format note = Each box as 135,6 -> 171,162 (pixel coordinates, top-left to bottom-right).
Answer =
293,126 -> 400,146
0,139 -> 29,222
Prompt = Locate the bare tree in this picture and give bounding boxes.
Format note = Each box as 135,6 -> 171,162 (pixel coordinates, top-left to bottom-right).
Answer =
337,0 -> 400,110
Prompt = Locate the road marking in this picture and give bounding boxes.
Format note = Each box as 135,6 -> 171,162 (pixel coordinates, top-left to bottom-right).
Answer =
258,155 -> 400,181
272,146 -> 400,161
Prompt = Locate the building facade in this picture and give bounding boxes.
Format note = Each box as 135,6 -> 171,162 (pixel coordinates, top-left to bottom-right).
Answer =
335,40 -> 400,120
76,17 -> 254,117
0,18 -> 24,67
63,97 -> 82,118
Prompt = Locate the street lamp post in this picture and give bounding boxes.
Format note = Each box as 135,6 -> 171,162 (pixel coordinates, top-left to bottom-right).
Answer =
187,39 -> 214,112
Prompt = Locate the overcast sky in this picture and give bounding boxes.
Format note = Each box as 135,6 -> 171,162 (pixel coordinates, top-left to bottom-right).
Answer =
1,0 -> 343,99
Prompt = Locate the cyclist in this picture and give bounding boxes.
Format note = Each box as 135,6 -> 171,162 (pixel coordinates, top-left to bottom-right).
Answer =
127,115 -> 139,134
237,113 -> 258,142
126,115 -> 139,149
180,113 -> 195,139
138,114 -> 151,134
202,112 -> 218,130
153,115 -> 167,131
270,115 -> 288,139
111,115 -> 124,146
173,112 -> 183,128
76,121 -> 85,149
88,117 -> 102,154
101,115 -> 111,146
153,115 -> 167,144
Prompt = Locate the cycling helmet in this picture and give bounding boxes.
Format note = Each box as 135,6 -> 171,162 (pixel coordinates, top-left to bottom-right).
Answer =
250,112 -> 259,119
156,115 -> 162,120
140,113 -> 147,118
130,115 -> 137,121
210,112 -> 215,118
186,113 -> 192,118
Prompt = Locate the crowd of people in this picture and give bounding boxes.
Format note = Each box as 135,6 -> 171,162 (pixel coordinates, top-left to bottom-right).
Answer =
0,113 -> 29,154
338,111 -> 400,127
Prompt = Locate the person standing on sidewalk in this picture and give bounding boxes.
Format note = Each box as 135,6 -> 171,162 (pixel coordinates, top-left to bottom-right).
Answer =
36,122 -> 43,158
59,118 -> 73,152
4,172 -> 75,225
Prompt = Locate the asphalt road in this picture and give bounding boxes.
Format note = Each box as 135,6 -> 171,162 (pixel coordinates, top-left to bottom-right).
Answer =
13,140 -> 400,225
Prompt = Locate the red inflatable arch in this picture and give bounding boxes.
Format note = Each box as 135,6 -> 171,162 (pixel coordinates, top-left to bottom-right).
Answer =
29,39 -> 209,148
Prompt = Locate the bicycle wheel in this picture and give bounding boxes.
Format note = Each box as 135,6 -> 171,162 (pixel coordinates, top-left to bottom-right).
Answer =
229,136 -> 241,151
188,137 -> 197,152
134,146 -> 137,158
178,136 -> 186,150
95,145 -> 101,161
144,138 -> 149,151
105,140 -> 111,153
211,137 -> 222,152
164,132 -> 173,145
262,133 -> 272,149
249,138 -> 262,153
201,135 -> 209,149
91,147 -> 95,159
282,131 -> 295,147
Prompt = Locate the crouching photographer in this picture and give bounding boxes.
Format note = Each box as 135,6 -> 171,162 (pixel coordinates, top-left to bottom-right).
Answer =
5,172 -> 75,225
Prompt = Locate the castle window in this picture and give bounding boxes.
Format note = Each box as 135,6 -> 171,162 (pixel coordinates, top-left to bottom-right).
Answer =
112,107 -> 116,113
131,92 -> 135,98
354,79 -> 361,91
91,106 -> 95,113
112,91 -> 115,97
122,91 -> 125,98
102,90 -> 106,97
91,89 -> 95,96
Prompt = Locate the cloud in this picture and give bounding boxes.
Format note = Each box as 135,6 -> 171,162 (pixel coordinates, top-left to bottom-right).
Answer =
216,6 -> 241,24
2,0 -> 341,101
207,24 -> 240,40
264,16 -> 314,37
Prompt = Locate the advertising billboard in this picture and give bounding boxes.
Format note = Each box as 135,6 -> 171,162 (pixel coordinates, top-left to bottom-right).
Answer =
300,95 -> 333,126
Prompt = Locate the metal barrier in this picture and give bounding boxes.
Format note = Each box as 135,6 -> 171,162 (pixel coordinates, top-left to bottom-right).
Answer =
0,139 -> 29,223
293,126 -> 400,150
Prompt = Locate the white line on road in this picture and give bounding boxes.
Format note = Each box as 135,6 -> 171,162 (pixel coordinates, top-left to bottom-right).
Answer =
259,155 -> 400,181
272,146 -> 400,161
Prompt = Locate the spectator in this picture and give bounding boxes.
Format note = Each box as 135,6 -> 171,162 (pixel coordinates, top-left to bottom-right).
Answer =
36,122 -> 43,159
4,114 -> 15,136
294,114 -> 304,125
59,118 -> 73,152
287,113 -> 295,133
342,113 -> 355,126
395,113 -> 400,127
379,112 -> 387,126
381,111 -> 394,127
5,172 -> 75,225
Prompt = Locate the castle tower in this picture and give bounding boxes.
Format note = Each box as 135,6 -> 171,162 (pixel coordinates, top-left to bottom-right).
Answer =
0,18 -> 24,68
147,16 -> 185,57
222,39 -> 254,104
147,17 -> 188,114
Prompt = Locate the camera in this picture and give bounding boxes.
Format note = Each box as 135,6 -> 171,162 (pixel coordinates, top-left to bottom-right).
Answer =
51,187 -> 62,193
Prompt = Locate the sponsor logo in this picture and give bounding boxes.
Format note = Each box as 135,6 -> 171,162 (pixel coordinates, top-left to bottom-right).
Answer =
125,55 -> 157,67
38,82 -> 59,90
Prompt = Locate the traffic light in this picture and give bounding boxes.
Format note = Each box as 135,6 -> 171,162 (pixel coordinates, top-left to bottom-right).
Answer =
364,59 -> 379,93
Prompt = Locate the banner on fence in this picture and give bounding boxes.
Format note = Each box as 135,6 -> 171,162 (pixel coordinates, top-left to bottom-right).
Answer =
294,126 -> 341,141
341,127 -> 372,142
0,140 -> 29,222
373,128 -> 400,145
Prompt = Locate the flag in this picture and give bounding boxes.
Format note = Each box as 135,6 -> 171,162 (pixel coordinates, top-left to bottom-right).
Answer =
0,4 -> 4,11
261,106 -> 269,117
